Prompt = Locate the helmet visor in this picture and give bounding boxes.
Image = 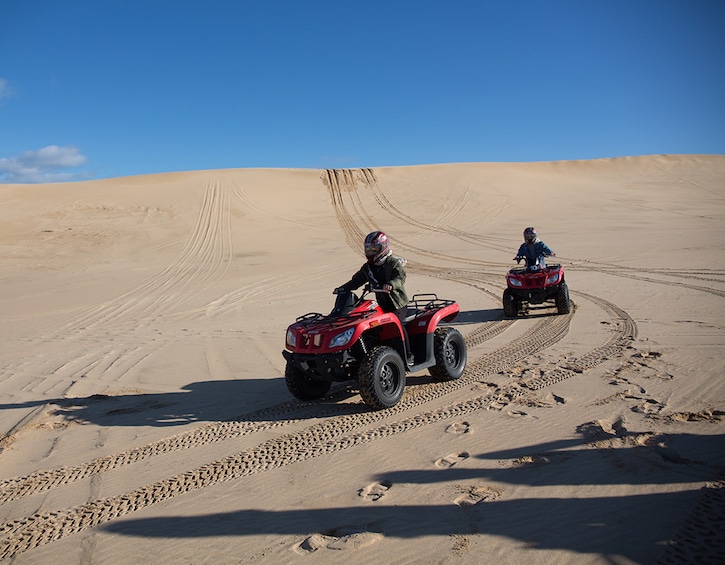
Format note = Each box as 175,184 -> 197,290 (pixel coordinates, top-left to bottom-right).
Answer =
365,244 -> 381,258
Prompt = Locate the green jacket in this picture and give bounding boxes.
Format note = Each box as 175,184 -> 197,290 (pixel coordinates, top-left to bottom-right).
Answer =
339,255 -> 409,311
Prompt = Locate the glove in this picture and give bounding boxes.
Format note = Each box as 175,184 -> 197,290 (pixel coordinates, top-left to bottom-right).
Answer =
333,287 -> 346,294
514,256 -> 522,264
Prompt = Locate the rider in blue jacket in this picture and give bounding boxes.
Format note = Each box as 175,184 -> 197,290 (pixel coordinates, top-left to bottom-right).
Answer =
515,227 -> 555,268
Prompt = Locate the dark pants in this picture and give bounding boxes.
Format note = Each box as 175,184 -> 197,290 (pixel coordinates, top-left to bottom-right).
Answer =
392,307 -> 412,357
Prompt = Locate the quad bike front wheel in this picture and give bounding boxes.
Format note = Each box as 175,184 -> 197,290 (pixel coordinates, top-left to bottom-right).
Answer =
503,288 -> 519,317
358,345 -> 406,410
429,327 -> 467,381
285,362 -> 331,401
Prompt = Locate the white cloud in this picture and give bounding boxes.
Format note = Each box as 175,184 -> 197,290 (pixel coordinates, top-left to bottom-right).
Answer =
0,78 -> 12,102
0,145 -> 92,183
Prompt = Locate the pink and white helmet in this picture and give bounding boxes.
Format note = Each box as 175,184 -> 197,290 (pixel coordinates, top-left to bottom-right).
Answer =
364,231 -> 391,264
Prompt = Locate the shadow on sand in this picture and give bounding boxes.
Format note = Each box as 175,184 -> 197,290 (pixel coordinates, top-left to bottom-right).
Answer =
0,377 -> 368,429
101,431 -> 725,563
450,308 -> 503,324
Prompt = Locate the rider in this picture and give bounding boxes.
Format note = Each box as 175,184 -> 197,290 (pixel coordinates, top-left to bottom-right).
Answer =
334,231 -> 414,366
515,227 -> 555,268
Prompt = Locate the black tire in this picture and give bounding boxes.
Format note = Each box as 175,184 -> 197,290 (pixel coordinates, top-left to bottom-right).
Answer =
556,281 -> 571,314
429,327 -> 467,381
358,346 -> 406,410
503,289 -> 518,317
285,362 -> 331,401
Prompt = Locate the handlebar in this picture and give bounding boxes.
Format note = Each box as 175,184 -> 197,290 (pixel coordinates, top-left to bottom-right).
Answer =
333,286 -> 390,295
514,253 -> 556,264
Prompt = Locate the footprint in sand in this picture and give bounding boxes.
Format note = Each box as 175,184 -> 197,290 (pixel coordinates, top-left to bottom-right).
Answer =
435,451 -> 470,469
666,409 -> 725,423
632,398 -> 665,416
358,480 -> 392,502
454,485 -> 502,507
293,527 -> 383,554
487,400 -> 509,411
633,350 -> 662,361
505,409 -> 537,419
445,421 -> 471,435
549,393 -> 566,405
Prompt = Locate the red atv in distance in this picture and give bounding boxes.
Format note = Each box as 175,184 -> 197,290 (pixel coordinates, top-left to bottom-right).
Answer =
283,286 -> 467,410
503,260 -> 571,317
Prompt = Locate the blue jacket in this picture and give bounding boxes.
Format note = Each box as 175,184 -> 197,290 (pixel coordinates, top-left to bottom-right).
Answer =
516,241 -> 554,267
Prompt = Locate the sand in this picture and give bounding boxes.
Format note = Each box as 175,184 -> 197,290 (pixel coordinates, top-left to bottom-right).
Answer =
0,155 -> 723,564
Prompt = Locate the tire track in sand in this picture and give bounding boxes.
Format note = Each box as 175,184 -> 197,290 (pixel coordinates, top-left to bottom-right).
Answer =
55,178 -> 234,333
0,302 -> 560,505
0,293 -> 640,559
10,179 -> 232,349
0,171 -> 644,559
336,168 -> 725,297
323,169 -> 371,252
0,180 -> 235,444
327,169 -> 723,563
357,168 -> 511,256
570,264 -> 725,299
348,169 -> 514,265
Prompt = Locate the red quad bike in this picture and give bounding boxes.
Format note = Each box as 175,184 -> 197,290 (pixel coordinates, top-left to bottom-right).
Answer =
283,286 -> 467,410
503,260 -> 571,317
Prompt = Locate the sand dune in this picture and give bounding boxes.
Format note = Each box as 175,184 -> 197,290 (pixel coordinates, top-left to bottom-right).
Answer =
0,155 -> 724,563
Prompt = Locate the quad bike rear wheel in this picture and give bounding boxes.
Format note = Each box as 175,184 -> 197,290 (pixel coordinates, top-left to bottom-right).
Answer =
358,345 -> 406,410
429,327 -> 467,381
556,281 -> 571,314
285,362 -> 331,401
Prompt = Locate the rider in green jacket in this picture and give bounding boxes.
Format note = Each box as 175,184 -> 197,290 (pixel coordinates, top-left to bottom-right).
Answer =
335,231 -> 413,365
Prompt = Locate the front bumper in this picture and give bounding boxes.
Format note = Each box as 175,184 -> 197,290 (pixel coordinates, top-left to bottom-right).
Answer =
282,349 -> 355,382
508,285 -> 560,304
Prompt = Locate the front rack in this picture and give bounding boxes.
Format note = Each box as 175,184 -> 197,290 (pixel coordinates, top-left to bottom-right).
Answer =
295,309 -> 376,326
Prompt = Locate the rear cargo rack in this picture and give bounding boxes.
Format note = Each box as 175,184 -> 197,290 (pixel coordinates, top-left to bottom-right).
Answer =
403,294 -> 456,322
409,293 -> 455,310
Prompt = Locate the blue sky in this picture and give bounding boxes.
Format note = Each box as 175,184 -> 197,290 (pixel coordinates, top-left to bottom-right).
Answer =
1,1 -> 724,183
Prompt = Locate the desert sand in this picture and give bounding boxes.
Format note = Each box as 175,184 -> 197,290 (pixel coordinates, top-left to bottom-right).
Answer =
0,155 -> 724,564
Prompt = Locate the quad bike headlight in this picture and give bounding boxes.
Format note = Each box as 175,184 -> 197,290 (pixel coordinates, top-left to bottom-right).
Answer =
546,272 -> 560,284
330,327 -> 355,348
508,276 -> 523,287
286,329 -> 297,348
